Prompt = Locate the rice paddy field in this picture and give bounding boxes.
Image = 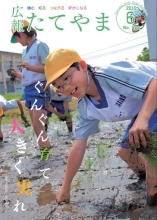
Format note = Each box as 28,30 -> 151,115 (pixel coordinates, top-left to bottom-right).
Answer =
0,93 -> 157,219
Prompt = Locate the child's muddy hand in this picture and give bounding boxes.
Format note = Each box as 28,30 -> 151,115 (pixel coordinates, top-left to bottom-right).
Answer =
7,68 -> 17,77
59,114 -> 66,121
129,119 -> 150,148
56,190 -> 70,204
18,62 -> 30,70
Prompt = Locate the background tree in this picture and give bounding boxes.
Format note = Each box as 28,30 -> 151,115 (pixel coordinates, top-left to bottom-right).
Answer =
136,47 -> 150,61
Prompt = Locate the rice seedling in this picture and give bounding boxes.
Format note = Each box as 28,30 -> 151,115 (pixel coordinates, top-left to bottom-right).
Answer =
24,127 -> 34,138
96,143 -> 110,158
65,111 -> 72,119
84,156 -> 93,171
56,129 -> 60,136
71,171 -> 93,191
52,114 -> 59,123
136,135 -> 156,167
11,150 -> 17,155
124,131 -> 157,167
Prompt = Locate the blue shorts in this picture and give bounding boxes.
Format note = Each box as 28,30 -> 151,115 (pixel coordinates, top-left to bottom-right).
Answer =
47,100 -> 70,118
120,109 -> 157,148
24,81 -> 50,110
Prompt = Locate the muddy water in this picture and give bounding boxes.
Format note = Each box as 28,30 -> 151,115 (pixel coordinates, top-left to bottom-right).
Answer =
37,183 -> 56,206
0,119 -> 157,220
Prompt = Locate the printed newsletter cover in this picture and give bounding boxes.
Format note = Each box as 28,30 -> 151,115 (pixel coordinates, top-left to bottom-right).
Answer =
0,0 -> 157,219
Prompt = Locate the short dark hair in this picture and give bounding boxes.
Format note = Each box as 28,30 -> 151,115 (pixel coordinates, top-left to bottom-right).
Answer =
70,62 -> 96,73
13,26 -> 37,38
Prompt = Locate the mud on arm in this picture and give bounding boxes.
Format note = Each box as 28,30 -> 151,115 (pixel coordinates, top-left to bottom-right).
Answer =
129,77 -> 157,147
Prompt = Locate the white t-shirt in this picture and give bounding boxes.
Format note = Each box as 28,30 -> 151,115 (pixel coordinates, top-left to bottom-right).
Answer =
75,60 -> 157,139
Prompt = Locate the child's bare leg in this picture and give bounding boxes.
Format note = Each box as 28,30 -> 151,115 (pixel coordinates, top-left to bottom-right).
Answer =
118,147 -> 145,176
16,99 -> 24,115
45,117 -> 49,132
145,158 -> 157,206
16,100 -> 30,127
0,117 -> 3,142
29,108 -> 51,149
119,147 -> 157,206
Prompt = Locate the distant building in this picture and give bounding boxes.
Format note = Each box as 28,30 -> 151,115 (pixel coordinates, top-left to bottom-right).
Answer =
0,51 -> 24,94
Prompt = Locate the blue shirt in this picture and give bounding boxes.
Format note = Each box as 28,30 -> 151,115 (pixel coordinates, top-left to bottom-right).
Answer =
75,60 -> 157,140
22,39 -> 49,86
